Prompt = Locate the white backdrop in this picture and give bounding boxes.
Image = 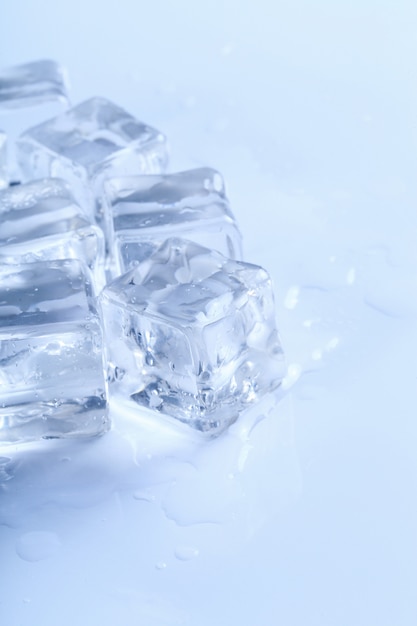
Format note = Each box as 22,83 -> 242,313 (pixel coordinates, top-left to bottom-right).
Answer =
1,2 -> 417,625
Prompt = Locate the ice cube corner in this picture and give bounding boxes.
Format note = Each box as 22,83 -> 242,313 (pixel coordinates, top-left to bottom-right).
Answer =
99,238 -> 285,435
17,97 -> 169,222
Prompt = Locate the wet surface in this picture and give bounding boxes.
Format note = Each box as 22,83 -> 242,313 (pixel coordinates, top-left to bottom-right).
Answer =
1,1 -> 417,624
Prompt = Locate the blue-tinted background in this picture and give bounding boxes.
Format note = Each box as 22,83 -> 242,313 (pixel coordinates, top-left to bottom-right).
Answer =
1,2 -> 417,624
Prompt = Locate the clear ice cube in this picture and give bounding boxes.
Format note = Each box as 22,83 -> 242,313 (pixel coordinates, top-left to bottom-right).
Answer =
17,97 -> 169,224
99,238 -> 284,434
0,60 -> 70,181
0,260 -> 109,443
0,131 -> 7,189
0,178 -> 106,293
104,167 -> 243,278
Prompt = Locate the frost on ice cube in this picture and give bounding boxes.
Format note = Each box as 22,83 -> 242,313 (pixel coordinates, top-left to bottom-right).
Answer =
104,167 -> 243,278
99,238 -> 285,434
0,260 -> 109,444
0,60 -> 69,181
0,178 -> 106,293
17,97 -> 169,223
0,131 -> 7,189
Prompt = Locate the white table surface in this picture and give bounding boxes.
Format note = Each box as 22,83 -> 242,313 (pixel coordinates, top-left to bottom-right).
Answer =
1,2 -> 417,624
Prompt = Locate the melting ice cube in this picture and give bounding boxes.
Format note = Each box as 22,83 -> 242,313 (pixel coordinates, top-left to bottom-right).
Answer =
0,259 -> 109,444
104,167 -> 243,278
0,178 -> 105,293
99,238 -> 284,435
17,97 -> 169,224
0,59 -> 70,180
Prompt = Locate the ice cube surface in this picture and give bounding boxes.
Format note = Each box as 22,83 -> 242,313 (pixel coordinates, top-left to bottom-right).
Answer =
104,167 -> 243,278
0,178 -> 106,293
0,131 -> 7,188
0,59 -> 69,110
0,259 -> 109,443
100,238 -> 284,434
0,60 -> 70,181
17,97 -> 169,221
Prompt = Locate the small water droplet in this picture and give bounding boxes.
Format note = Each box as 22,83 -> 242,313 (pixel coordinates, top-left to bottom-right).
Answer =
284,286 -> 299,310
326,337 -> 340,351
281,363 -> 302,390
311,349 -> 322,361
174,545 -> 199,562
132,490 -> 155,503
346,267 -> 356,285
16,531 -> 61,562
155,561 -> 167,570
303,319 -> 319,328
213,173 -> 224,193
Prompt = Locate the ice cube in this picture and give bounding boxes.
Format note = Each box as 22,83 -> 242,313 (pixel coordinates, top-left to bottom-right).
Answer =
0,178 -> 106,293
0,60 -> 69,181
99,238 -> 284,435
0,259 -> 109,444
104,167 -> 243,278
0,131 -> 7,189
17,97 -> 169,225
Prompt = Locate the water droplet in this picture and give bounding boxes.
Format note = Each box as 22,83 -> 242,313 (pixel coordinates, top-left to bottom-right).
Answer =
237,443 -> 253,472
346,267 -> 356,285
311,349 -> 322,361
281,363 -> 302,390
174,545 -> 199,562
155,561 -> 167,570
16,531 -> 61,562
303,318 -> 319,328
284,286 -> 299,310
326,337 -> 340,351
132,490 -> 155,503
213,173 -> 224,193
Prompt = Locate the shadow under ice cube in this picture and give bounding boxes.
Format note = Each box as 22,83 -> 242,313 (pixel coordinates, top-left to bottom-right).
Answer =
104,167 -> 243,278
99,239 -> 285,434
0,260 -> 109,444
17,97 -> 168,223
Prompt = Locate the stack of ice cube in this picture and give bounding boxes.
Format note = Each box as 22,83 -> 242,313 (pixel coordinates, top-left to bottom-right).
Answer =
0,59 -> 285,443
